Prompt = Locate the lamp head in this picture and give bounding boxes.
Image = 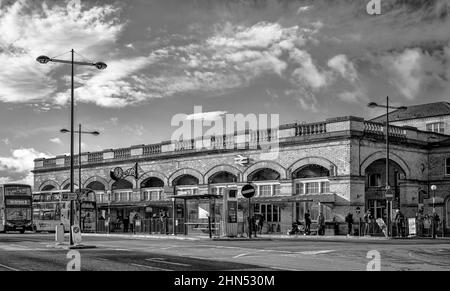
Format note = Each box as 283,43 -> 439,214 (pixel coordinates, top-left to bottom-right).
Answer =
36,55 -> 51,64
367,102 -> 378,108
94,62 -> 107,70
398,106 -> 408,111
60,129 -> 70,133
92,131 -> 100,136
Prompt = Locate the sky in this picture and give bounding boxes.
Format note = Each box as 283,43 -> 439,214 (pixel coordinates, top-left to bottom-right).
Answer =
0,0 -> 449,186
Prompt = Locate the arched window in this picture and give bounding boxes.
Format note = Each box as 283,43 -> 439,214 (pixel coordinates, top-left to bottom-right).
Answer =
86,181 -> 106,191
41,185 -> 56,191
208,171 -> 237,184
112,179 -> 133,190
209,171 -> 238,197
140,177 -> 164,201
247,168 -> 281,197
173,175 -> 199,196
292,164 -> 330,179
62,183 -> 79,190
247,168 -> 280,182
172,174 -> 199,186
292,164 -> 331,195
140,177 -> 164,188
112,179 -> 133,202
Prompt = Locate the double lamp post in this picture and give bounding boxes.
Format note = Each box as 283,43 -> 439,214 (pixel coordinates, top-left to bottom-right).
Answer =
37,50 -> 106,245
368,96 -> 407,237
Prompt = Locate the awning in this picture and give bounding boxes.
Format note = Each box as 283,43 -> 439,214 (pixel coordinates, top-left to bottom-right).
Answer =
238,194 -> 337,204
166,194 -> 223,200
97,201 -> 174,208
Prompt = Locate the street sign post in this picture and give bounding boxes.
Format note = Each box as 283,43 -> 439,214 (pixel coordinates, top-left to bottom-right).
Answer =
241,184 -> 256,239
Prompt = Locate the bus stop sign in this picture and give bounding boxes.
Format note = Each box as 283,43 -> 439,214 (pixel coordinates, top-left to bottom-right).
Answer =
241,184 -> 256,198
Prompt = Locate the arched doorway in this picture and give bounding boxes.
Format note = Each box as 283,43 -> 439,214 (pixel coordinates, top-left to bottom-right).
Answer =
247,168 -> 281,227
291,164 -> 332,222
364,158 -> 406,223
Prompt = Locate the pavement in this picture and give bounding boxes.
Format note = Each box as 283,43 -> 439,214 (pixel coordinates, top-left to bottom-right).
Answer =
0,232 -> 449,271
79,232 -> 450,242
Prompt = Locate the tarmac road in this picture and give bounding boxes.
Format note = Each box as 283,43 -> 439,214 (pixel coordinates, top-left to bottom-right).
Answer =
0,233 -> 449,271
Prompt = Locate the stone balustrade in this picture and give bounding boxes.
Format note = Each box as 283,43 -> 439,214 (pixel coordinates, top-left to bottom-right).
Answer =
34,117 -> 443,170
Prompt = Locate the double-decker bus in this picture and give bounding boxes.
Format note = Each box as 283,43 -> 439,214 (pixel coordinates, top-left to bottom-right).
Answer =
32,189 -> 97,233
32,190 -> 71,232
0,184 -> 33,233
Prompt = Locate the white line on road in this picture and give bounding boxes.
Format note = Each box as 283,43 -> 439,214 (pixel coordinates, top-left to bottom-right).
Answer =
0,263 -> 20,271
145,258 -> 191,267
233,250 -> 265,258
130,263 -> 172,271
270,266 -> 301,271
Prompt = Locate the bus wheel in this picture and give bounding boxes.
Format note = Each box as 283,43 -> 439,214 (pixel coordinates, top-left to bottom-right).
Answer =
20,229 -> 25,234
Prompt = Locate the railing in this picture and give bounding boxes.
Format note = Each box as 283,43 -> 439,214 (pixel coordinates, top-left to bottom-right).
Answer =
295,122 -> 327,136
114,148 -> 131,159
143,144 -> 161,155
88,152 -> 103,163
174,139 -> 194,151
364,121 -> 406,138
43,159 -> 56,167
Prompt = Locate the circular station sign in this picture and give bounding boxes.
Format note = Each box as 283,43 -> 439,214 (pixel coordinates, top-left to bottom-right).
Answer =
241,184 -> 256,199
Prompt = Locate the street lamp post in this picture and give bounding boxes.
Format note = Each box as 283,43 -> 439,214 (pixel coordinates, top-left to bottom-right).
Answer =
61,125 -> 100,231
368,96 -> 407,237
37,50 -> 106,246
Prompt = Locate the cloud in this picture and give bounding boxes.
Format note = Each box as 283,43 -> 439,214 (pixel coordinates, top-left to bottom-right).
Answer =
0,148 -> 49,172
290,49 -> 330,89
54,55 -> 160,107
185,111 -> 227,121
379,48 -> 425,100
0,0 -> 124,104
328,54 -> 358,83
49,137 -> 63,145
2,138 -> 9,145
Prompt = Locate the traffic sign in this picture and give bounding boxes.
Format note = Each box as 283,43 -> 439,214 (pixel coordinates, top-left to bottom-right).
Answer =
241,184 -> 256,198
385,189 -> 394,200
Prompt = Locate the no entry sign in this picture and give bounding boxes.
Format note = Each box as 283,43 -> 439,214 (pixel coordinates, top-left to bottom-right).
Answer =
241,184 -> 256,198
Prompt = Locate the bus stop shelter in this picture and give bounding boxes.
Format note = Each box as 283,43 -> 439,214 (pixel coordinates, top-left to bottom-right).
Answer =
166,193 -> 222,237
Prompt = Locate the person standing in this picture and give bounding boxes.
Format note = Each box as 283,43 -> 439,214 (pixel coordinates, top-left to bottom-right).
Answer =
304,210 -> 311,235
345,212 -> 354,236
394,209 -> 406,238
363,210 -> 372,236
318,213 -> 325,235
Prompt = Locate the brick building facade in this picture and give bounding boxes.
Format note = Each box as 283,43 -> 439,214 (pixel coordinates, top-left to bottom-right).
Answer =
33,111 -> 450,235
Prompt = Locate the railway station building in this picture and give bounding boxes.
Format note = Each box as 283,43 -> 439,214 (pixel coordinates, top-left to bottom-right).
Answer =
32,102 -> 450,235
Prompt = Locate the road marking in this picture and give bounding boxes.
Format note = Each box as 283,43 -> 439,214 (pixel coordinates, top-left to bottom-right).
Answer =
233,250 -> 265,259
130,263 -> 172,271
0,263 -> 20,271
297,250 -> 335,255
270,266 -> 301,271
145,258 -> 191,267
